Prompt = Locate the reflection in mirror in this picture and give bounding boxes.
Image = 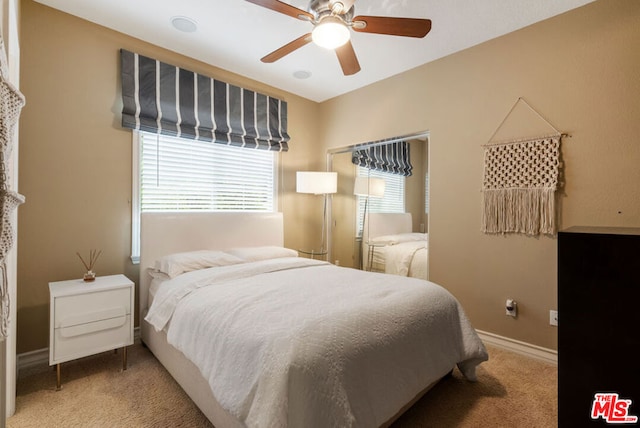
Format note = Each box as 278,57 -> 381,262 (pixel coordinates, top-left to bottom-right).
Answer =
327,132 -> 429,279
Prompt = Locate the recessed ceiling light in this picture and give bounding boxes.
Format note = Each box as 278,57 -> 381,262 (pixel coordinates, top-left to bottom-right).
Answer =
171,16 -> 197,33
293,70 -> 312,80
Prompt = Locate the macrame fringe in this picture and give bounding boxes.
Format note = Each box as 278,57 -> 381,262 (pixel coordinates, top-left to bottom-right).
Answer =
482,188 -> 556,236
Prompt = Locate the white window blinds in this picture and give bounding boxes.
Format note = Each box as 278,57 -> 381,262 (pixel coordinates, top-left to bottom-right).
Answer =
131,131 -> 276,262
140,132 -> 275,212
356,166 -> 405,235
425,173 -> 430,214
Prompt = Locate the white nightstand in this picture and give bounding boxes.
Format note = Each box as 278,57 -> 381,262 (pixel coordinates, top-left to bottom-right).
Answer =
49,274 -> 134,390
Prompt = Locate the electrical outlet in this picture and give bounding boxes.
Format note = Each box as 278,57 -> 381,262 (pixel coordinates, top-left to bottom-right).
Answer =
550,310 -> 558,326
506,299 -> 517,317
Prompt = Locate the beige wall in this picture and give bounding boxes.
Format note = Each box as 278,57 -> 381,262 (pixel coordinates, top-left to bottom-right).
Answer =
17,0 -> 640,354
17,0 -> 322,353
404,139 -> 427,233
319,0 -> 640,350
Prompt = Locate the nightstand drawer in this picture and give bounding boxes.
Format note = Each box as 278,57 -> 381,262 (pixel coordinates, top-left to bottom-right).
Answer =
59,307 -> 127,337
52,314 -> 132,363
53,288 -> 131,328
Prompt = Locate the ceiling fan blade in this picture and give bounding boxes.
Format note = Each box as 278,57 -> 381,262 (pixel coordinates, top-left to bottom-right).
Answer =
245,0 -> 313,21
352,16 -> 432,38
261,33 -> 313,63
335,40 -> 361,75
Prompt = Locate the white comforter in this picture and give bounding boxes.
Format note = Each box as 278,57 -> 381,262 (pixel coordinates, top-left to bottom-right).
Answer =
146,257 -> 488,428
382,241 -> 428,278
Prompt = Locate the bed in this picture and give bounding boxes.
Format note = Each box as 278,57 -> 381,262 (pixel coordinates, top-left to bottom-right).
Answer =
140,212 -> 487,428
363,213 -> 428,279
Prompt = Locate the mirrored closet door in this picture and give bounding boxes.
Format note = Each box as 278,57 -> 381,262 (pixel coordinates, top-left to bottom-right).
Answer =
326,131 -> 429,280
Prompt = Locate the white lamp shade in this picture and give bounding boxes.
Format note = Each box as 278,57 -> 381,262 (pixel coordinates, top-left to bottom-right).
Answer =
353,176 -> 385,198
296,171 -> 338,194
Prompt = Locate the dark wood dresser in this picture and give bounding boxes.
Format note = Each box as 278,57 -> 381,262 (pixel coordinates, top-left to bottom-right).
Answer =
558,227 -> 640,427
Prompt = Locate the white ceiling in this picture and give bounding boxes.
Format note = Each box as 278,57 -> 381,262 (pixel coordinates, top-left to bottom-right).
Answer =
35,0 -> 595,102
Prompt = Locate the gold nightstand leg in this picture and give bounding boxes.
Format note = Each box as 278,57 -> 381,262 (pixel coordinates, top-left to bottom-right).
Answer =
122,346 -> 127,371
56,363 -> 62,391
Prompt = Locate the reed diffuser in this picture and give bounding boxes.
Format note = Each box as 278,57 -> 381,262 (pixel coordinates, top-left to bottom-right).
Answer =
77,249 -> 102,282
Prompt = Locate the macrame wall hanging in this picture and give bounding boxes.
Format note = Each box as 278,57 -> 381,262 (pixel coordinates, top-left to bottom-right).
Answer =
482,98 -> 566,236
0,35 -> 25,340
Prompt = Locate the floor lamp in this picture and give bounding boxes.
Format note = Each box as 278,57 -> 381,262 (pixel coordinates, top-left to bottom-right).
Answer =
296,171 -> 338,258
353,176 -> 385,269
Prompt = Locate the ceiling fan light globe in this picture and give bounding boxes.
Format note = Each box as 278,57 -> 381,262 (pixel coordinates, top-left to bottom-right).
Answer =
312,18 -> 350,49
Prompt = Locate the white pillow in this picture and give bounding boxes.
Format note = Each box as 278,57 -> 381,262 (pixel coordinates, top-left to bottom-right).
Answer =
227,246 -> 298,262
155,250 -> 244,278
369,232 -> 427,245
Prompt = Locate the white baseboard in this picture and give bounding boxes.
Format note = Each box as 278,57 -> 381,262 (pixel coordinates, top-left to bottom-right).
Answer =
18,328 -> 554,375
17,328 -> 141,375
476,329 -> 557,365
16,347 -> 49,374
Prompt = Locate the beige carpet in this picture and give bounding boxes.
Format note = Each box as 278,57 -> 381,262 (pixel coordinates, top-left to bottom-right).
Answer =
7,343 -> 557,427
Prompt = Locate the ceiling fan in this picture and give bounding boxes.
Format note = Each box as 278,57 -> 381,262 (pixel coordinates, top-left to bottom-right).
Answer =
245,0 -> 432,76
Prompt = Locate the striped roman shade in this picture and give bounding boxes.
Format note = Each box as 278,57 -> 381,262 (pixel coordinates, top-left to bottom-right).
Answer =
120,50 -> 290,152
352,140 -> 413,176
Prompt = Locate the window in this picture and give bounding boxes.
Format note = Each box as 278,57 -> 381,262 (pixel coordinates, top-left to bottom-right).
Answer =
356,166 -> 405,236
131,131 -> 277,262
425,173 -> 429,214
